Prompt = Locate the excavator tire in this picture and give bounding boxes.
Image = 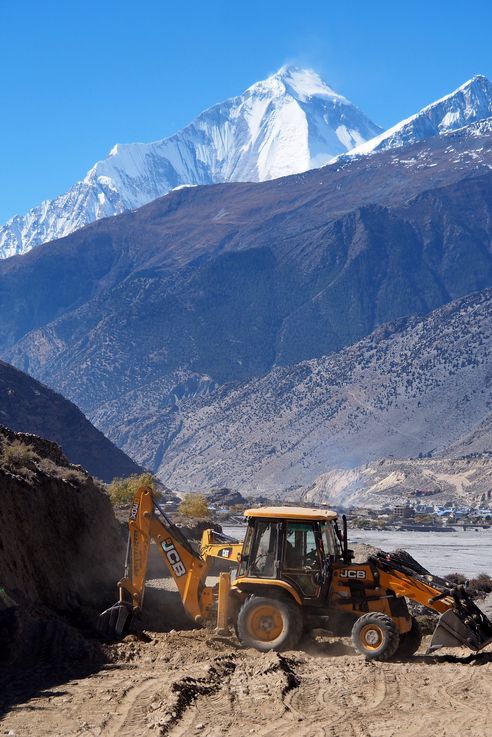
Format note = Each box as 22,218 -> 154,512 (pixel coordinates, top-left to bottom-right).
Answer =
394,616 -> 422,658
237,595 -> 302,652
351,612 -> 400,661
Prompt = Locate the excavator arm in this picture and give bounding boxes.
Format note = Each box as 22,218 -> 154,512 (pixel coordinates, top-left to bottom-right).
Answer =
199,528 -> 242,565
372,550 -> 492,652
99,487 -> 239,639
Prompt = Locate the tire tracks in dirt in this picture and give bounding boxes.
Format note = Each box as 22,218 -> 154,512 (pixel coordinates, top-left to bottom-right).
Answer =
2,632 -> 491,737
160,654 -> 237,736
100,675 -> 162,737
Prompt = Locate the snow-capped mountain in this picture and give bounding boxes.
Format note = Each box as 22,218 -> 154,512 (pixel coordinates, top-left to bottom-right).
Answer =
347,75 -> 492,157
0,66 -> 381,259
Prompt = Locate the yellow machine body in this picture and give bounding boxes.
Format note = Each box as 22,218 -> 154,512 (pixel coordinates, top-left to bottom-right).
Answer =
100,488 -> 492,659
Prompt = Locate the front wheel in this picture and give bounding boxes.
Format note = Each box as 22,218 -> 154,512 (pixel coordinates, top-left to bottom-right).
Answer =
351,612 -> 400,661
237,595 -> 302,652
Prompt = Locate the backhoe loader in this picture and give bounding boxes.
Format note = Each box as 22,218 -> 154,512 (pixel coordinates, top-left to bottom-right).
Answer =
99,487 -> 492,660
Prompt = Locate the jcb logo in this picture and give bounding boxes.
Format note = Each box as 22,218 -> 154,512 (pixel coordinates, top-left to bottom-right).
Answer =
162,539 -> 186,577
340,569 -> 366,579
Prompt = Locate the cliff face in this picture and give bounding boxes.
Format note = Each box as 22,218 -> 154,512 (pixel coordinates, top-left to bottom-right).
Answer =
0,427 -> 125,611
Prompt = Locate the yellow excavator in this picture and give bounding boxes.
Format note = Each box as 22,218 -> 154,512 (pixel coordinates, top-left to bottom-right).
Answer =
99,486 -> 492,660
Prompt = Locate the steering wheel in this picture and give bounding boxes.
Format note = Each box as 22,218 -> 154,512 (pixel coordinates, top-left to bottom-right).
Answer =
304,550 -> 318,569
252,552 -> 269,571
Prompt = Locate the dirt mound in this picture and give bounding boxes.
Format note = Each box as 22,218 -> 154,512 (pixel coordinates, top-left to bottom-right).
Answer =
0,427 -> 125,677
173,517 -> 222,540
0,428 -> 124,610
0,590 -> 104,671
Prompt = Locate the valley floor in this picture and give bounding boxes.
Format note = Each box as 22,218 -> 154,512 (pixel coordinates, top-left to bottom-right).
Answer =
2,628 -> 491,737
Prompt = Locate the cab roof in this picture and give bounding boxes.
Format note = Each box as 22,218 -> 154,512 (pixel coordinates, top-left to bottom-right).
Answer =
244,506 -> 337,521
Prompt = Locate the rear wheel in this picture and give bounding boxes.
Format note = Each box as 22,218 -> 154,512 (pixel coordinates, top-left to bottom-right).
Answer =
237,595 -> 302,652
394,616 -> 422,658
352,612 -> 400,661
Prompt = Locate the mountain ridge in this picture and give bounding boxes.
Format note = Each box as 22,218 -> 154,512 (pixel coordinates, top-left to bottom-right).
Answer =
346,74 -> 492,157
0,118 -> 491,485
0,66 -> 381,259
0,359 -> 142,481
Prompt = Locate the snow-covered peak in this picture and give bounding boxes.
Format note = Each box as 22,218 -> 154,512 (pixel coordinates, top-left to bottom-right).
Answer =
252,65 -> 345,103
347,74 -> 492,157
0,67 -> 382,259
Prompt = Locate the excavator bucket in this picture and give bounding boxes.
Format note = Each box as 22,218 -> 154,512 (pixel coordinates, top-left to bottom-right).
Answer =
428,600 -> 492,653
98,601 -> 133,641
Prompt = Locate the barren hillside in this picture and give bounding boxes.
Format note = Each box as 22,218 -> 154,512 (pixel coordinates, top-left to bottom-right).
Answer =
1,122 -> 492,484
0,359 -> 142,481
305,456 -> 492,508
150,289 -> 492,500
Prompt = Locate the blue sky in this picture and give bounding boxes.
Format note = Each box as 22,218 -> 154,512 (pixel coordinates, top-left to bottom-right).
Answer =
1,0 -> 491,222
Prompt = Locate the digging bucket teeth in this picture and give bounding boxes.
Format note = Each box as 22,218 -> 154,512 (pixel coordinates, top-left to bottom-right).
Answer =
98,601 -> 133,641
428,595 -> 492,653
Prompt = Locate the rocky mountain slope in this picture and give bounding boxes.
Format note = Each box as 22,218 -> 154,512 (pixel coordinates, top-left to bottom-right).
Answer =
0,66 -> 381,259
0,359 -> 141,481
444,413 -> 492,458
144,288 -> 492,496
347,75 -> 492,157
1,119 -> 492,484
304,456 -> 492,509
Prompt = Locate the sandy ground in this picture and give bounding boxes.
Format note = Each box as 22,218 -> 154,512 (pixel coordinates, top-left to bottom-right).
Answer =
2,608 -> 491,737
2,630 -> 491,737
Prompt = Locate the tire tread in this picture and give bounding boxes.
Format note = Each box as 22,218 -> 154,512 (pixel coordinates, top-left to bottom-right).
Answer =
237,595 -> 302,652
352,611 -> 400,661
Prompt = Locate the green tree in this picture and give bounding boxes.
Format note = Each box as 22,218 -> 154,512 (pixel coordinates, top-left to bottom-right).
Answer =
107,472 -> 155,506
179,493 -> 210,519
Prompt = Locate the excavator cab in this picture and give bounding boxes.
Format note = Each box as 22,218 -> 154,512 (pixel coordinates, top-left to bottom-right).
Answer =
230,507 -> 492,657
236,507 -> 345,602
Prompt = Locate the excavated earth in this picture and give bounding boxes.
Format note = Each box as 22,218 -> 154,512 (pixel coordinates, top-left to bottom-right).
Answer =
1,430 -> 491,736
1,623 -> 492,737
2,577 -> 492,736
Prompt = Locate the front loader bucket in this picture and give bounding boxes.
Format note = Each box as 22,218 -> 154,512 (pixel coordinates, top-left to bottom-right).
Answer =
428,606 -> 492,653
98,601 -> 133,641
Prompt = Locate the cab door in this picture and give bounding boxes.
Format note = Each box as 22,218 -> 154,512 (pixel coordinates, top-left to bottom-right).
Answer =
239,519 -> 282,578
281,521 -> 322,598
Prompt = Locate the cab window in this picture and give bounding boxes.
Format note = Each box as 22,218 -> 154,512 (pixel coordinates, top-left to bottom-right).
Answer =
247,520 -> 280,578
284,522 -> 319,570
282,521 -> 320,597
320,521 -> 340,559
